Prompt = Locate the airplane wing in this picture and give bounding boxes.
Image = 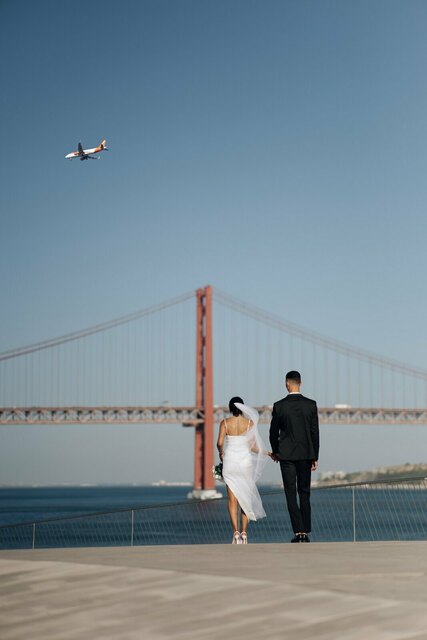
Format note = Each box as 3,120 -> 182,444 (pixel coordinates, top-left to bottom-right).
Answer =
78,142 -> 84,155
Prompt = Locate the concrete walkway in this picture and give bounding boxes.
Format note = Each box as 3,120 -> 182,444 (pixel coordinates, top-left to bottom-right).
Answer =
1,542 -> 427,639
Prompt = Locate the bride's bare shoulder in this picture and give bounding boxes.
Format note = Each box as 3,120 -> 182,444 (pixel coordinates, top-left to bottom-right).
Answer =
225,416 -> 240,433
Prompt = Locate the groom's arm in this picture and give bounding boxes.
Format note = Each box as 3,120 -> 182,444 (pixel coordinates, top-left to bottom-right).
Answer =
269,404 -> 280,457
311,401 -> 320,462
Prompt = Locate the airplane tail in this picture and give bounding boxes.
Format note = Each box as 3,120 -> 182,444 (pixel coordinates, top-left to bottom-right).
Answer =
100,139 -> 107,149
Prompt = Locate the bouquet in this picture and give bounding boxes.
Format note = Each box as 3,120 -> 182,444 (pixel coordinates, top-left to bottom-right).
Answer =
212,462 -> 224,482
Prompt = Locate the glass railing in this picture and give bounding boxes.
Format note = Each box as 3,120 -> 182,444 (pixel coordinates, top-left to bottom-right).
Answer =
1,476 -> 426,549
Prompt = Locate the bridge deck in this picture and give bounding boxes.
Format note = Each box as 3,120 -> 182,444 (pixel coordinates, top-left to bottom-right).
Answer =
1,541 -> 427,639
1,405 -> 427,424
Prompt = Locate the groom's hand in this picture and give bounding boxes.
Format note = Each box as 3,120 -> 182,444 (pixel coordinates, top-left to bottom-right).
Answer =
270,453 -> 279,463
311,460 -> 318,471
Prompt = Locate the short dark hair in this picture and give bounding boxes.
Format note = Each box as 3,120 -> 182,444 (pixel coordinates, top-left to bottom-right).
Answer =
229,396 -> 244,416
285,370 -> 301,384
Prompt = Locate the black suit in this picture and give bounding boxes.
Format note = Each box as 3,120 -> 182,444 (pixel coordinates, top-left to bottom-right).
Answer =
269,394 -> 319,534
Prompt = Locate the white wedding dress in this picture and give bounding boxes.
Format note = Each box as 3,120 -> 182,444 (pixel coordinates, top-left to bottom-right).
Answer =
222,403 -> 267,521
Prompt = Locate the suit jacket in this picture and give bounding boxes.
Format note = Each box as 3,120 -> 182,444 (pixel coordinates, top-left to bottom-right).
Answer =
269,394 -> 319,461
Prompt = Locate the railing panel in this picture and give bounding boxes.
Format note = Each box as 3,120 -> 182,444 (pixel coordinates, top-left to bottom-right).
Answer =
0,523 -> 34,549
352,483 -> 427,541
32,511 -> 134,549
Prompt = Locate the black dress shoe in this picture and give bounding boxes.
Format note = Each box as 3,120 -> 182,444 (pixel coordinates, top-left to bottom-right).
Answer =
300,534 -> 310,542
291,535 -> 302,543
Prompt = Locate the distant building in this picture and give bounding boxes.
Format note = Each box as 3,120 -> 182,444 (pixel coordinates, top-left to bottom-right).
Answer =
318,470 -> 347,481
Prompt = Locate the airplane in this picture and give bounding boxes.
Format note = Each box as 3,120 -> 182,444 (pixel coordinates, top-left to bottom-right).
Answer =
65,139 -> 108,161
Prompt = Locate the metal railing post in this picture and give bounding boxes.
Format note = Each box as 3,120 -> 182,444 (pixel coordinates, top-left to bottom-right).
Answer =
32,523 -> 36,549
131,510 -> 134,547
352,487 -> 356,542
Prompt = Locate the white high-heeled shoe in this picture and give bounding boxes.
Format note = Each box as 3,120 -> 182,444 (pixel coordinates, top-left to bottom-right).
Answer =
232,531 -> 242,544
240,532 -> 248,544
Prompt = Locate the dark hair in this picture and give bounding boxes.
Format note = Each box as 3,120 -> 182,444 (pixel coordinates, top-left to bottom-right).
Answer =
285,370 -> 301,384
229,396 -> 244,416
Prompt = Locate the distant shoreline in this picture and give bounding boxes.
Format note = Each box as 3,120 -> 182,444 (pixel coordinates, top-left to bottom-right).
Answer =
2,462 -> 427,489
315,462 -> 427,486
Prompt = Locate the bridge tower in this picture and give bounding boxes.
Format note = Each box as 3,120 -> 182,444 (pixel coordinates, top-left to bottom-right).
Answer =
188,285 -> 221,500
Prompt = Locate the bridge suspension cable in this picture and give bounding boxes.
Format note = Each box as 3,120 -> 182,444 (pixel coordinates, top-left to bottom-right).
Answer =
0,291 -> 195,362
214,288 -> 427,381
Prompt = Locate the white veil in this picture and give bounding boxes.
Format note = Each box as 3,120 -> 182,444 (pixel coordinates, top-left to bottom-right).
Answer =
234,402 -> 269,482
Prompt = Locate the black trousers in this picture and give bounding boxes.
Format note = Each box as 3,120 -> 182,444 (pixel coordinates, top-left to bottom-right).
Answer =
280,459 -> 312,534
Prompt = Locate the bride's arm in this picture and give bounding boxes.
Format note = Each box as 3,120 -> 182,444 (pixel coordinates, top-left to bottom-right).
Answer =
249,439 -> 259,453
248,423 -> 264,454
217,420 -> 226,460
246,422 -> 259,452
248,424 -> 271,456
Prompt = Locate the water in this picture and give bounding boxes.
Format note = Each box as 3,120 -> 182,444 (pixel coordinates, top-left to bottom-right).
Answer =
0,485 -> 222,527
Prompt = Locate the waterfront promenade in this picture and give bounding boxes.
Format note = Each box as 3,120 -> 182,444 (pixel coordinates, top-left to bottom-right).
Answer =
1,542 -> 427,639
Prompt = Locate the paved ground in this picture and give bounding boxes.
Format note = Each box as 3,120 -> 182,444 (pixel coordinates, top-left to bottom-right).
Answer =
1,542 -> 427,639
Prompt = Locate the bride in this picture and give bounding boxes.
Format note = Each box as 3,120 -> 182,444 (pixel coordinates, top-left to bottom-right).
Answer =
217,396 -> 270,544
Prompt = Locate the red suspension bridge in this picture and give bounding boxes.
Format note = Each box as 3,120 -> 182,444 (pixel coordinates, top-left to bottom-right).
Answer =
1,286 -> 426,496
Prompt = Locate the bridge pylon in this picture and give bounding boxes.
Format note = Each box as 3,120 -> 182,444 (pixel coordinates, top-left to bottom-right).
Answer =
188,285 -> 221,500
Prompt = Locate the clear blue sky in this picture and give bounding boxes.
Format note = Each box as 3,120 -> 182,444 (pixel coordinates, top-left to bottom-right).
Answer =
1,0 -> 427,485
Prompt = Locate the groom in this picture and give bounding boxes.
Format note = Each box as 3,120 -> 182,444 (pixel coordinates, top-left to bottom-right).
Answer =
269,371 -> 319,543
